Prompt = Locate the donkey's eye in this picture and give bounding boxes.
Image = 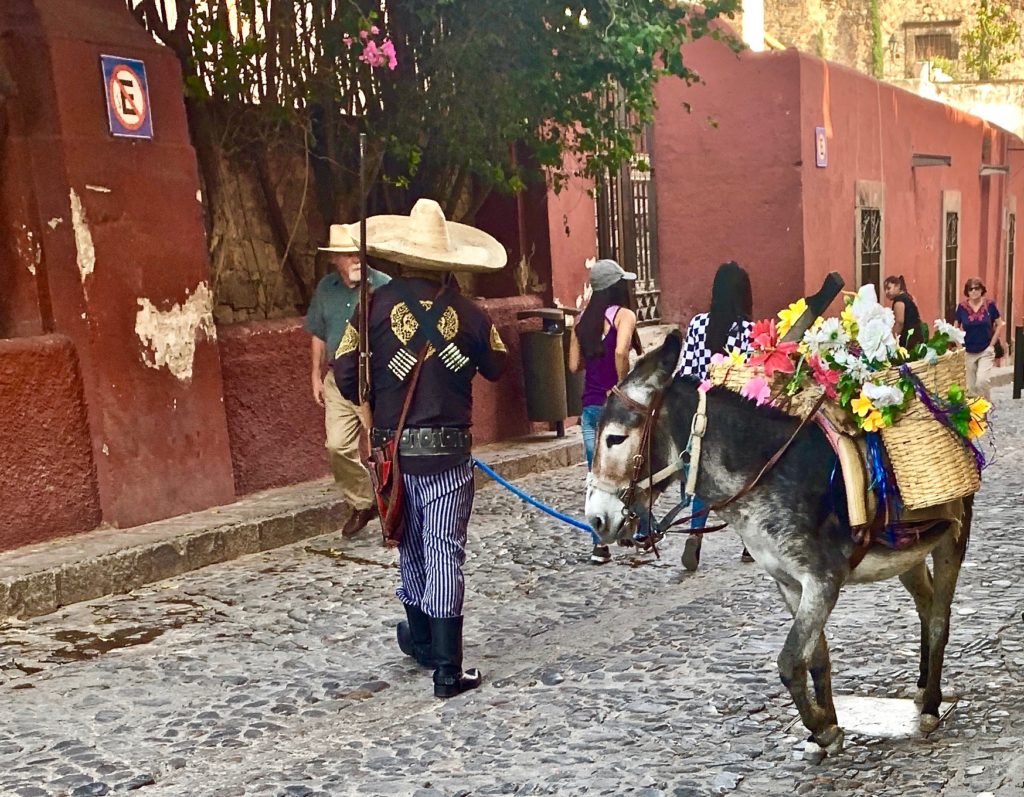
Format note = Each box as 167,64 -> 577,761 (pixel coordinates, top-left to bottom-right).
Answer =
605,434 -> 627,448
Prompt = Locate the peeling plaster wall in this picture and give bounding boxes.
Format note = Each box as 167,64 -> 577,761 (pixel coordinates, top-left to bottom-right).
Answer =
69,187 -> 95,284
135,282 -> 216,381
0,335 -> 101,549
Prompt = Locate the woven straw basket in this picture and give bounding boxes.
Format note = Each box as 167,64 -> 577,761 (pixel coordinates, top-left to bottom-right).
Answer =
874,347 -> 980,510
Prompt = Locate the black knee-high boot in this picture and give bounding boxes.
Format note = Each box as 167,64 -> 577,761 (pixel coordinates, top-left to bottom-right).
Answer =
430,616 -> 482,698
397,604 -> 434,667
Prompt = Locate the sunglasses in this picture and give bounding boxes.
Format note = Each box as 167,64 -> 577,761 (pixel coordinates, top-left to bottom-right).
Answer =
968,285 -> 983,291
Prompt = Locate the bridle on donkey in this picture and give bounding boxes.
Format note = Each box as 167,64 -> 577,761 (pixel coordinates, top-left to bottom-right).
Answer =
595,382 -> 827,558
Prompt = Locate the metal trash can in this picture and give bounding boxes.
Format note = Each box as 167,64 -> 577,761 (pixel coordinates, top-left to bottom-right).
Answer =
517,308 -> 579,436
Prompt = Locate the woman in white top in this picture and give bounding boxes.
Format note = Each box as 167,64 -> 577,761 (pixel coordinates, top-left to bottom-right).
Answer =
676,261 -> 755,571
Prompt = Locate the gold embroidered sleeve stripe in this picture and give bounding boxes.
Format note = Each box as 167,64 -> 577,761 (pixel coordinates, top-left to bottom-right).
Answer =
490,325 -> 507,353
335,322 -> 360,359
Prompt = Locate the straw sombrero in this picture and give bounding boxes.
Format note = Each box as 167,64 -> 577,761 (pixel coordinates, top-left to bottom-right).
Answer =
318,224 -> 359,253
348,198 -> 506,273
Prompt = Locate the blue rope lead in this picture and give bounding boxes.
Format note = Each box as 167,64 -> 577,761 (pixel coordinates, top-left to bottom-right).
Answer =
472,458 -> 593,533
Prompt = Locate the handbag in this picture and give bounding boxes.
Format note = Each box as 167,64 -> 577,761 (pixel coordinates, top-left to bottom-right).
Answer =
367,345 -> 429,548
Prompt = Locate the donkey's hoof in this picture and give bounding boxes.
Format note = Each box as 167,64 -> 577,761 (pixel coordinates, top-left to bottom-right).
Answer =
919,712 -> 941,734
914,688 -> 926,705
816,724 -> 845,757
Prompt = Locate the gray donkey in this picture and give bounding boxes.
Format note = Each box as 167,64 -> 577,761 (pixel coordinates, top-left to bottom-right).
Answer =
585,330 -> 972,756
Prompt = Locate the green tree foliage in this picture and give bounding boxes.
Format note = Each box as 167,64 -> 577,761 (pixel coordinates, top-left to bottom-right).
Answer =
962,0 -> 1022,81
129,0 -> 740,224
870,0 -> 884,79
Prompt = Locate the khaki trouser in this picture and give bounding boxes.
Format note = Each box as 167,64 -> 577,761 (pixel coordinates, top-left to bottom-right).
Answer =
323,371 -> 374,510
965,347 -> 995,401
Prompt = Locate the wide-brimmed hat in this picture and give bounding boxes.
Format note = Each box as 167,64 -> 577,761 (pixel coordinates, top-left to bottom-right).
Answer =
348,198 -> 507,273
589,258 -> 636,291
318,224 -> 359,253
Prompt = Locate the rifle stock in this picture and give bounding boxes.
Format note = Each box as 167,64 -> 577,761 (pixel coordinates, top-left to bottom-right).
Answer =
358,132 -> 371,406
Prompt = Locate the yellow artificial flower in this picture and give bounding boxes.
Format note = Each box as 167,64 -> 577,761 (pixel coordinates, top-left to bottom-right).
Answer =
967,396 -> 992,439
861,409 -> 885,432
728,348 -> 746,365
850,391 -> 874,418
777,298 -> 808,336
841,304 -> 857,337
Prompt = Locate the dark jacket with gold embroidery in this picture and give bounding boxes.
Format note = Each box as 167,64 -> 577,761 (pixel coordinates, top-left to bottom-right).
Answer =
333,276 -> 507,472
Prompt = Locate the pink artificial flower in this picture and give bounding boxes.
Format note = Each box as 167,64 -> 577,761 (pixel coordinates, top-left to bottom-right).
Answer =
359,29 -> 369,40
709,352 -> 727,366
741,376 -> 772,406
698,379 -> 712,394
380,38 -> 398,70
750,318 -> 778,352
371,25 -> 380,34
342,33 -> 353,49
747,341 -> 797,378
808,354 -> 840,400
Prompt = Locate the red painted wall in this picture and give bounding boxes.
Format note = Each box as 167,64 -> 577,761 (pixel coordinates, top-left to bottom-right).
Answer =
0,0 -> 236,529
0,336 -> 101,549
797,55 -> 1024,323
217,295 -> 546,496
652,42 -> 806,329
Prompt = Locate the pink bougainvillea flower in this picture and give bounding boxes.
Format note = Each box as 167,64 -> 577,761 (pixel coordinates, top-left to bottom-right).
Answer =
808,354 -> 840,400
709,352 -> 727,366
359,29 -> 370,40
698,379 -> 712,394
342,33 -> 353,48
370,24 -> 380,34
380,38 -> 398,70
359,40 -> 385,68
741,376 -> 772,406
747,341 -> 798,378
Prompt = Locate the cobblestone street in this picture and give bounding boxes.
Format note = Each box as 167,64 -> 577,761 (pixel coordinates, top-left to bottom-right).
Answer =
2,387 -> 1023,797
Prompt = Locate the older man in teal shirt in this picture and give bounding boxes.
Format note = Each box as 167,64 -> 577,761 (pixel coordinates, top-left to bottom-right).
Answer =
306,224 -> 390,538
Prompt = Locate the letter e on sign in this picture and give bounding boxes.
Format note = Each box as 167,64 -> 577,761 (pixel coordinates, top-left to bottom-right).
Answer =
101,55 -> 154,139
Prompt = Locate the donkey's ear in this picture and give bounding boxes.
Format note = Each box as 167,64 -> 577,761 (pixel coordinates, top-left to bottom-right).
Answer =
657,329 -> 683,376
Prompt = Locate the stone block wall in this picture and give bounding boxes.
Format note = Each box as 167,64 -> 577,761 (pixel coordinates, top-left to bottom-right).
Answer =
762,0 -> 1024,82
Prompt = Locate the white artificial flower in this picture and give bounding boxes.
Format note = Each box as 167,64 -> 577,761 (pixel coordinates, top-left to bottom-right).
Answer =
832,348 -> 873,382
851,284 -> 884,325
857,318 -> 898,363
863,381 -> 904,408
934,318 -> 966,346
923,347 -> 940,365
803,317 -> 849,354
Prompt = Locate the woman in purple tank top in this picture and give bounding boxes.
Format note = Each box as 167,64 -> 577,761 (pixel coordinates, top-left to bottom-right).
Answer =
569,259 -> 644,564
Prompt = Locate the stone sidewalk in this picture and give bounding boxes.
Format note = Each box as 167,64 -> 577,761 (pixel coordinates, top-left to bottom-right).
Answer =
0,429 -> 582,621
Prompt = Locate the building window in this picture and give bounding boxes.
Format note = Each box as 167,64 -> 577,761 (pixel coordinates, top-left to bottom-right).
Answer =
1007,212 -> 1017,345
943,212 -> 960,322
915,33 -> 956,61
858,208 -> 882,292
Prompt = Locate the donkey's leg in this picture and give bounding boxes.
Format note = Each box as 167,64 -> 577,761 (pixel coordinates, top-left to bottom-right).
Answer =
776,579 -> 844,753
898,560 -> 934,702
919,516 -> 970,733
808,632 -> 838,729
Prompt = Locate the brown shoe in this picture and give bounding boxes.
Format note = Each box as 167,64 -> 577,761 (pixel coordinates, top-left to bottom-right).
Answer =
341,506 -> 376,538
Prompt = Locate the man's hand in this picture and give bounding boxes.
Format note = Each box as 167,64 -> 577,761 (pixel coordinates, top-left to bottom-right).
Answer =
312,372 -> 325,407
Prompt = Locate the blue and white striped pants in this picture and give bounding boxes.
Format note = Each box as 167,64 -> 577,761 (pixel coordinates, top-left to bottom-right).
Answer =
395,461 -> 476,619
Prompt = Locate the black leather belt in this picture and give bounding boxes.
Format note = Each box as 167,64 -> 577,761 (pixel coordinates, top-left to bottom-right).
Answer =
371,427 -> 473,456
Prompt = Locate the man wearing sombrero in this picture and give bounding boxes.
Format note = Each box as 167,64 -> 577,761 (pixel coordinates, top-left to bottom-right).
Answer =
306,224 -> 390,538
334,198 -> 508,698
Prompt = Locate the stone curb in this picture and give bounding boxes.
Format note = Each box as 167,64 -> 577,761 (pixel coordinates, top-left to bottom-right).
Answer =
0,432 -> 583,620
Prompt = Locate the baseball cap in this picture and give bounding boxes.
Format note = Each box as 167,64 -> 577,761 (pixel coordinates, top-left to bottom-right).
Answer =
589,259 -> 637,291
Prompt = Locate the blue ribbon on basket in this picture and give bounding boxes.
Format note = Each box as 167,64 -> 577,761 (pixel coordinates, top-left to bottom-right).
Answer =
865,431 -> 902,546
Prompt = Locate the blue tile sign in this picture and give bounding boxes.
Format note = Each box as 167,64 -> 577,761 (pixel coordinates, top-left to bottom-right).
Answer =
101,55 -> 153,139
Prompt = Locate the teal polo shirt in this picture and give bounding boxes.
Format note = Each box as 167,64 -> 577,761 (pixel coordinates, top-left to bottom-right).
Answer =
305,268 -> 390,362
